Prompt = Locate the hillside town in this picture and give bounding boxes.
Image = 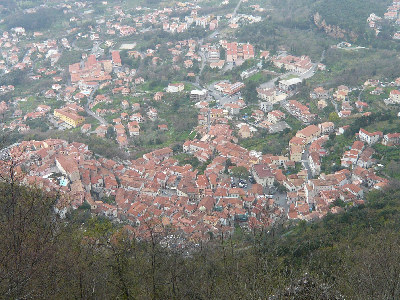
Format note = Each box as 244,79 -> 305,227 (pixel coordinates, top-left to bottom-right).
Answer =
0,0 -> 400,244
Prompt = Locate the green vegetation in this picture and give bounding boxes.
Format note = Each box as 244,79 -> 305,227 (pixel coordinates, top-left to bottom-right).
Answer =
5,8 -> 65,31
0,69 -> 28,87
231,166 -> 249,178
4,177 -> 400,298
22,130 -> 127,159
239,129 -> 292,155
373,144 -> 400,180
128,94 -> 198,156
313,0 -> 391,36
26,118 -> 49,132
309,48 -> 400,87
174,153 -> 200,169
74,38 -> 93,50
322,134 -> 353,173
57,50 -> 82,67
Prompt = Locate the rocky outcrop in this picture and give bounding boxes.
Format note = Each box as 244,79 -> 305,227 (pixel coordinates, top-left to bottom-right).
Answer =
314,12 -> 358,40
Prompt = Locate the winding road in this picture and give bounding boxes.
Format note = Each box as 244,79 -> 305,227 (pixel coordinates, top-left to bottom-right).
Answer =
196,0 -> 244,85
85,86 -> 109,126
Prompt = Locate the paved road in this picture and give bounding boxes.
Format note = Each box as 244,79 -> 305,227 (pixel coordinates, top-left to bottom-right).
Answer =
183,80 -> 202,90
259,65 -> 317,89
196,50 -> 207,86
85,86 -> 109,126
331,97 -> 339,113
232,0 -> 244,18
206,83 -> 241,105
259,50 -> 325,90
301,147 -> 312,180
274,191 -> 289,213
358,86 -> 365,102
196,0 -> 244,85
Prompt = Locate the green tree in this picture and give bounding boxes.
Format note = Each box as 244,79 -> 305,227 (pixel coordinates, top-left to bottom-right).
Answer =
106,126 -> 116,140
224,158 -> 233,174
231,166 -> 249,179
328,112 -> 340,122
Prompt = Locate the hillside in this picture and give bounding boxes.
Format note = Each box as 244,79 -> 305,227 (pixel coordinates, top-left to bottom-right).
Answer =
2,181 -> 400,299
312,0 -> 392,39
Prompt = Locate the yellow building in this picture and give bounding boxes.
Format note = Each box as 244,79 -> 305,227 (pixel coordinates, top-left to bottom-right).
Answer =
54,108 -> 85,128
296,125 -> 321,144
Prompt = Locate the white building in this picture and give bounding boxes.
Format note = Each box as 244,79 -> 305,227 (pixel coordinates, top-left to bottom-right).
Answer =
359,128 -> 383,145
167,83 -> 184,93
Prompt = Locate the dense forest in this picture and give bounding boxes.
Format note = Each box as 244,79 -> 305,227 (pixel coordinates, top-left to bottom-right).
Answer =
312,0 -> 391,35
4,7 -> 65,31
2,178 -> 400,299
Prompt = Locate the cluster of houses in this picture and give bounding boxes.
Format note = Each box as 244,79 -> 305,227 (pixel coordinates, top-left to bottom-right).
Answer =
1,137 -> 289,242
271,54 -> 313,74
214,81 -> 246,96
286,125 -> 390,220
4,104 -> 393,236
2,0 -> 400,244
0,29 -> 63,74
163,8 -> 219,33
200,40 -> 256,69
368,1 -> 400,38
284,100 -> 317,123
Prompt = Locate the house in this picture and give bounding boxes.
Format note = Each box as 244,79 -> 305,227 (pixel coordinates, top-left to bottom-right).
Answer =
225,103 -> 241,115
259,101 -> 272,112
153,92 -> 164,101
55,156 -> 79,182
279,78 -> 302,92
111,51 -> 122,66
81,123 -> 91,133
132,103 -> 141,111
390,90 -> 400,103
143,147 -> 173,161
190,89 -> 207,101
382,133 -> 400,146
252,110 -> 264,121
54,105 -> 85,128
296,125 -> 321,144
318,122 -> 334,134
238,124 -> 252,138
257,88 -> 287,104
223,82 -> 245,96
339,110 -> 351,118
128,121 -> 140,136
267,110 -> 285,124
167,83 -> 184,93
318,99 -> 327,110
252,164 -> 275,187
359,128 -> 383,145
272,54 -> 312,74
130,113 -> 144,123
308,152 -> 320,177
209,60 -> 225,69
355,101 -> 369,112
310,87 -> 328,99
286,100 -> 316,123
147,108 -> 158,121
290,144 -> 303,162
158,124 -> 168,131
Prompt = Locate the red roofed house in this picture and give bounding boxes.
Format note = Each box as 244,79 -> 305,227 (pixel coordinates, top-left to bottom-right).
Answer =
112,51 -> 122,66
167,83 -> 184,93
382,133 -> 400,146
252,164 -> 275,187
296,125 -> 321,144
359,128 -> 383,145
390,89 -> 400,103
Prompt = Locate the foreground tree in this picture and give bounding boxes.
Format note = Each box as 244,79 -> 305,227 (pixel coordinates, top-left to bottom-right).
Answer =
0,181 -> 58,299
